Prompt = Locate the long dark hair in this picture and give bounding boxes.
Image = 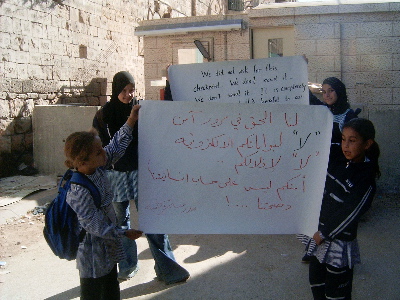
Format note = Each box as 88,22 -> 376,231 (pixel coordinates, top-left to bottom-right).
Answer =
343,118 -> 381,178
323,77 -> 350,115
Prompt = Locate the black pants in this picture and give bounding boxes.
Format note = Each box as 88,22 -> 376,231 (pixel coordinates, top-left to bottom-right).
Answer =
309,256 -> 353,300
80,265 -> 120,300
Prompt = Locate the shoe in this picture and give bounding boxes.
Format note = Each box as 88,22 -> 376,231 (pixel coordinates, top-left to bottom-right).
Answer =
165,275 -> 190,285
301,254 -> 312,263
118,266 -> 139,281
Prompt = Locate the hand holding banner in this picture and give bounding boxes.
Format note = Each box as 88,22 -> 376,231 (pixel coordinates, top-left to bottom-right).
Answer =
138,101 -> 332,235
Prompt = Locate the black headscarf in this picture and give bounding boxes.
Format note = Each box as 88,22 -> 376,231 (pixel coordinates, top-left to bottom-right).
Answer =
99,71 -> 138,171
103,71 -> 135,136
322,77 -> 350,115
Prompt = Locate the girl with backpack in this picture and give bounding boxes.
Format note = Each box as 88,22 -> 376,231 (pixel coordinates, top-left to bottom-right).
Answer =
64,105 -> 142,300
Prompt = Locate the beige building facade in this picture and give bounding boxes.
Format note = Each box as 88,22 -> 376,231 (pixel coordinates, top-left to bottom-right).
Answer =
138,1 -> 400,192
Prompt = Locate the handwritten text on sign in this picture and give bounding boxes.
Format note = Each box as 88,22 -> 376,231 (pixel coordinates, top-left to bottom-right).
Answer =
168,56 -> 308,104
138,101 -> 332,235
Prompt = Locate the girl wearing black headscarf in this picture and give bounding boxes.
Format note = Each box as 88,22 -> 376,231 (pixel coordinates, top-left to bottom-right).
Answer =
323,78 -> 351,142
321,77 -> 360,161
93,71 -> 190,284
300,77 -> 360,263
93,71 -> 139,280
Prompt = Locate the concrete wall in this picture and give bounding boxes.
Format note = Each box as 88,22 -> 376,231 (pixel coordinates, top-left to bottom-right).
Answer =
0,0 -> 226,177
139,1 -> 400,192
33,105 -> 100,176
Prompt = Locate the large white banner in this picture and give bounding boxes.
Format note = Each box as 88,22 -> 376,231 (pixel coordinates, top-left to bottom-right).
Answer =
168,56 -> 309,104
138,101 -> 332,235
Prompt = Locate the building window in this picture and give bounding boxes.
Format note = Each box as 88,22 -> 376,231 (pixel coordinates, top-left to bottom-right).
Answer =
79,45 -> 87,59
178,48 -> 204,64
228,0 -> 260,11
252,28 -> 294,59
228,0 -> 244,11
268,38 -> 283,57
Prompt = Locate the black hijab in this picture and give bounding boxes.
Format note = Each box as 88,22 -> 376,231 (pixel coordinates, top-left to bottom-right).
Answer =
322,77 -> 350,115
103,71 -> 135,136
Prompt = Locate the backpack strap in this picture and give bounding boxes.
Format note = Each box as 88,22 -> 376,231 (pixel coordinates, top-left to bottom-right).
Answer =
59,169 -> 73,190
69,171 -> 102,243
70,171 -> 101,208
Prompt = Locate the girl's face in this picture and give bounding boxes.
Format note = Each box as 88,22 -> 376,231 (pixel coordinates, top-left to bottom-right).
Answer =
341,127 -> 373,163
118,83 -> 135,104
322,84 -> 338,106
79,137 -> 106,174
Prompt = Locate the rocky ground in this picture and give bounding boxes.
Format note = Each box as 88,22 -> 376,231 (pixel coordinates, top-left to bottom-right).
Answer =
0,212 -> 45,263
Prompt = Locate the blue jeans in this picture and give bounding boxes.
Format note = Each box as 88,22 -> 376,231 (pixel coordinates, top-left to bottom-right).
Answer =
146,233 -> 190,284
112,201 -> 139,278
134,198 -> 190,284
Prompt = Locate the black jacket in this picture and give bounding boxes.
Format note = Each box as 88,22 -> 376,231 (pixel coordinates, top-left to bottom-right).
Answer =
318,158 -> 376,241
92,102 -> 138,171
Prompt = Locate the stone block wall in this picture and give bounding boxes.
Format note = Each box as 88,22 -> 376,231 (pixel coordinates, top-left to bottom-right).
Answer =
0,0 -> 226,177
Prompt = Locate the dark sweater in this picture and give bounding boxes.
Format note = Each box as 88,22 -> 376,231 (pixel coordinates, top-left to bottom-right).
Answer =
93,101 -> 138,171
318,158 -> 376,241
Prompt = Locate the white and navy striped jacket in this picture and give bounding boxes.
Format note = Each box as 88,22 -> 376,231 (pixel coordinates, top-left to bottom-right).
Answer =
66,123 -> 133,278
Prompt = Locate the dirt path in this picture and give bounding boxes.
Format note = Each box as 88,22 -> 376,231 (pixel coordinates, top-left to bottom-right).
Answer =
0,193 -> 399,299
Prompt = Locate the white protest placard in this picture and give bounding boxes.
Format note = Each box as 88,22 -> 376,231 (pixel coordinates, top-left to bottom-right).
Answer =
138,101 -> 332,235
168,56 -> 309,104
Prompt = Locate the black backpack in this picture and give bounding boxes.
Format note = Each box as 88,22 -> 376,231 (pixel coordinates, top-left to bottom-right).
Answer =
43,169 -> 101,260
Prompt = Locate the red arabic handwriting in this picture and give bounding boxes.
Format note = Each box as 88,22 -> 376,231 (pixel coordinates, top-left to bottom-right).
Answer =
172,110 -> 274,130
276,174 -> 306,201
147,161 -> 307,203
237,132 -> 283,153
244,180 -> 272,192
144,199 -> 197,215
225,196 -> 249,208
224,195 -> 292,211
257,198 -> 292,211
148,162 -> 239,188
234,153 -> 282,174
175,133 -> 234,150
292,151 -> 319,170
284,112 -> 298,127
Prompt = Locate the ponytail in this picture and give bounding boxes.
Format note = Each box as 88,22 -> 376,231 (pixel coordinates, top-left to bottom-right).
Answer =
366,141 -> 381,178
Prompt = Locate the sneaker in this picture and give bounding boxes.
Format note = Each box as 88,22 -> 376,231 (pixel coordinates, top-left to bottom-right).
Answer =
118,266 -> 139,281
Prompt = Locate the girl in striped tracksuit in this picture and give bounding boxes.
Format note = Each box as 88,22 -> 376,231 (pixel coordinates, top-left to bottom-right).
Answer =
65,105 -> 142,300
306,118 -> 380,300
